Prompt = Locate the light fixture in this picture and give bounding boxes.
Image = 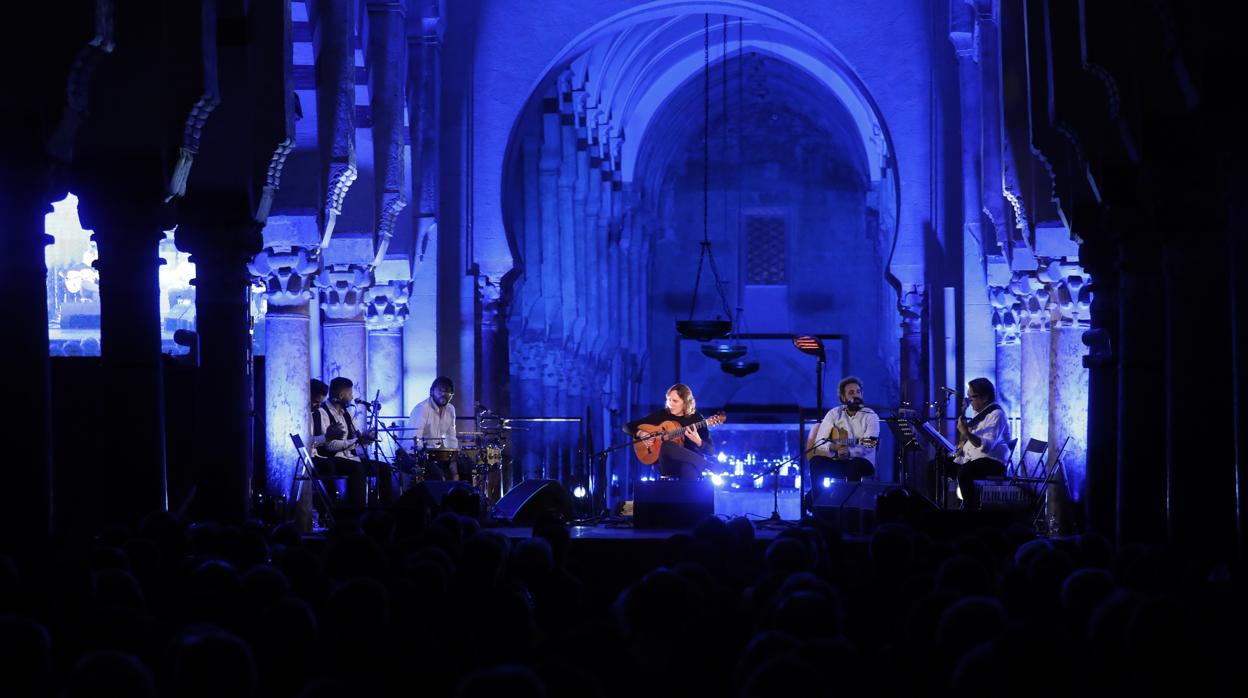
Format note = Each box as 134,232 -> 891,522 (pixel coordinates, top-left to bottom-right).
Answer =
721,358 -> 760,377
701,342 -> 747,361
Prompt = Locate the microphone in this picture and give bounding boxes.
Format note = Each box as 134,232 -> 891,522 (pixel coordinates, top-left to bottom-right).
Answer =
353,398 -> 376,410
939,386 -> 957,396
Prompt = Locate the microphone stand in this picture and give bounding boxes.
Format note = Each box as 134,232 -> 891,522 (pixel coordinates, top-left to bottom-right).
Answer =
753,436 -> 834,529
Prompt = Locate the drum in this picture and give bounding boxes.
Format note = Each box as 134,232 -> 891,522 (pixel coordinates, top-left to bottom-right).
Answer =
425,448 -> 458,464
483,444 -> 503,467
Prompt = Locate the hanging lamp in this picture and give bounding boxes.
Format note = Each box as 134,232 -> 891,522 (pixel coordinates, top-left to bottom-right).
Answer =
677,13 -> 733,344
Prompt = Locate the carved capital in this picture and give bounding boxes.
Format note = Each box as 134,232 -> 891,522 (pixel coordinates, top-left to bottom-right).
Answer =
1010,271 -> 1054,332
364,280 -> 410,332
1051,265 -> 1092,328
317,263 -> 371,322
248,245 -> 319,308
989,285 -> 1022,346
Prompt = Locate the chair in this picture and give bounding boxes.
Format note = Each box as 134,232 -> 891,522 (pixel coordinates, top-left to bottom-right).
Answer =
289,434 -> 336,528
1006,438 -> 1063,528
1013,438 -> 1049,480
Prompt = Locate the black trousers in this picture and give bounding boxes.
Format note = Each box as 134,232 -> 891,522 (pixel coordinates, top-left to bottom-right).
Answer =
658,442 -> 708,480
940,457 -> 1006,510
313,456 -> 396,508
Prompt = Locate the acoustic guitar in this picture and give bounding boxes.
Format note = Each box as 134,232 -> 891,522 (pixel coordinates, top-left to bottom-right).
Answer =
633,412 -> 727,465
821,425 -> 879,455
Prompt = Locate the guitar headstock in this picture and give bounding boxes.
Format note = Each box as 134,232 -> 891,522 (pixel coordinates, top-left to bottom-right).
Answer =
707,412 -> 727,427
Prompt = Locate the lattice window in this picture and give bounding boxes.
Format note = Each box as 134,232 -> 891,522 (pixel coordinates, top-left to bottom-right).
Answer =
744,215 -> 787,285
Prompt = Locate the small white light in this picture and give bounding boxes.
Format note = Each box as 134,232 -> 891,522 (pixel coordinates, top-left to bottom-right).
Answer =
716,452 -> 728,463
794,475 -> 801,490
573,486 -> 587,498
822,477 -> 833,489
710,474 -> 724,487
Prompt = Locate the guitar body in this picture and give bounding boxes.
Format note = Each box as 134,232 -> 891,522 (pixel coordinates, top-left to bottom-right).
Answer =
634,421 -> 685,465
632,413 -> 728,465
822,425 -> 879,457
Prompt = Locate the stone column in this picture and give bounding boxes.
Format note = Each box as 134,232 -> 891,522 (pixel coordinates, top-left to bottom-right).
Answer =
1048,263 -> 1091,531
249,245 -> 317,497
898,285 -> 929,493
478,275 -> 508,418
366,274 -> 410,417
1014,271 -> 1052,456
80,198 -> 171,523
319,254 -> 371,402
1116,241 -> 1167,544
951,4 -> 997,389
0,179 -> 54,544
179,214 -> 261,525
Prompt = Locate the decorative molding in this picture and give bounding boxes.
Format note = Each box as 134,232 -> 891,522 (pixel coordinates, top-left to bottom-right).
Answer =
46,0 -> 116,163
320,154 -> 358,249
255,137 -> 296,223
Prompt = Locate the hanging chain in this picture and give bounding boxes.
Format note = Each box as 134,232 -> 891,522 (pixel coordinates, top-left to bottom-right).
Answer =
687,13 -> 735,323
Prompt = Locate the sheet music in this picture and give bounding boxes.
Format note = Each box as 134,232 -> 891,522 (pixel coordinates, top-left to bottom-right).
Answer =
918,421 -> 957,455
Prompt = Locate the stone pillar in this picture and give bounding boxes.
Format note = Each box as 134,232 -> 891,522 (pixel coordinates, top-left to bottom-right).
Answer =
1116,242 -> 1167,544
180,214 -> 261,524
899,285 -> 929,493
951,4 -> 997,389
80,198 -> 171,522
0,180 -> 54,544
1014,271 -> 1052,456
478,275 -> 508,418
404,0 -> 441,413
1048,262 -> 1091,533
319,258 -> 371,402
249,246 -> 317,497
366,274 -> 410,417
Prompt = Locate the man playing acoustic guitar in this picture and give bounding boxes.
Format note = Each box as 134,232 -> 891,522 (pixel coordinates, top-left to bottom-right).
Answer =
625,383 -> 721,481
809,376 -> 879,498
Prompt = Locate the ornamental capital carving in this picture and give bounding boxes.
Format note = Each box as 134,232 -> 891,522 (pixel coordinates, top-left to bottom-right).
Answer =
248,246 -> 319,308
364,280 -> 411,332
317,263 -> 371,322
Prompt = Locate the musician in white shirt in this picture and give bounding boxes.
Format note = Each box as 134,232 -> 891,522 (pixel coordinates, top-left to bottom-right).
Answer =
946,377 -> 1012,509
809,377 -> 879,498
407,376 -> 459,479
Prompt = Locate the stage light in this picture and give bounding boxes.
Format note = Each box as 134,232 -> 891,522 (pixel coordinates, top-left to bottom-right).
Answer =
823,477 -> 832,489
573,485 -> 587,498
710,474 -> 724,487
716,452 -> 728,463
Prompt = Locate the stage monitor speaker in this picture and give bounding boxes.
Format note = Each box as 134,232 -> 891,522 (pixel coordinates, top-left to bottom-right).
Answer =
812,481 -> 935,534
492,479 -> 574,525
633,480 -> 715,529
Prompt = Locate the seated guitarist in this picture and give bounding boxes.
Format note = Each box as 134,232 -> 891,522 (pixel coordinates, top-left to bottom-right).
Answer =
810,376 -> 879,494
625,383 -> 713,481
943,377 -> 1011,510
